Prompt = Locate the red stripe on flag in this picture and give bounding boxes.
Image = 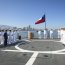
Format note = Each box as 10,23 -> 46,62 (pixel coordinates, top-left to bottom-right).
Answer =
35,15 -> 45,24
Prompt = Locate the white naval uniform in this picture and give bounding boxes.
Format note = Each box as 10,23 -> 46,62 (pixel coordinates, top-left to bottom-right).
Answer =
60,30 -> 65,45
1,31 -> 4,44
50,30 -> 53,39
58,30 -> 61,39
0,31 -> 4,45
8,31 -> 12,44
60,30 -> 63,42
0,32 -> 4,44
13,31 -> 17,43
38,31 -> 42,39
0,32 -> 2,45
11,31 -> 14,43
44,30 -> 47,39
8,31 -> 14,44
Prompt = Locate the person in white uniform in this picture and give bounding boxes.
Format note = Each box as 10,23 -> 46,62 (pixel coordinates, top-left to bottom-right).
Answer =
8,30 -> 12,44
0,30 -> 2,45
0,30 -> 4,45
1,30 -> 4,45
9,30 -> 14,44
13,30 -> 17,43
38,30 -> 42,39
44,29 -> 47,39
50,29 -> 53,39
60,30 -> 63,42
58,29 -> 61,39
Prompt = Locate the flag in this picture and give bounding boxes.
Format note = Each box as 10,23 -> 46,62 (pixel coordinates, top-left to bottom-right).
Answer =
35,15 -> 45,24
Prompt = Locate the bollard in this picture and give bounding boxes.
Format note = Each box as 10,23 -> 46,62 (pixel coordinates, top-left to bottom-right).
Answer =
28,31 -> 32,40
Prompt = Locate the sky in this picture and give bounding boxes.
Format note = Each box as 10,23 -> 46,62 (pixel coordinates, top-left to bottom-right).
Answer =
0,0 -> 65,29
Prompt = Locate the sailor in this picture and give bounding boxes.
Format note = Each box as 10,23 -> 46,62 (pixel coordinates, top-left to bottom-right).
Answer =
44,29 -> 47,39
50,29 -> 53,39
57,29 -> 61,39
0,30 -> 2,45
60,29 -> 63,42
38,30 -> 42,39
1,30 -> 4,45
3,30 -> 8,46
8,30 -> 12,44
11,30 -> 14,44
13,30 -> 17,43
7,30 -> 9,44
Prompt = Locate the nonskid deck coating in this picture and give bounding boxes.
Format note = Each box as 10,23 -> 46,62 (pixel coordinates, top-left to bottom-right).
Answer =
19,39 -> 65,51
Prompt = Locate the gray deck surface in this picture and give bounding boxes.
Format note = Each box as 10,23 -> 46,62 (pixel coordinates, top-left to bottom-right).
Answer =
0,39 -> 65,65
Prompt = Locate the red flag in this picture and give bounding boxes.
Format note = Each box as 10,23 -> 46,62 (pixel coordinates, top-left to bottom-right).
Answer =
35,15 -> 45,24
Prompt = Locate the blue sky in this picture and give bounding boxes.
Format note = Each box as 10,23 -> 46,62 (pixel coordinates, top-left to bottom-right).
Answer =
0,0 -> 65,29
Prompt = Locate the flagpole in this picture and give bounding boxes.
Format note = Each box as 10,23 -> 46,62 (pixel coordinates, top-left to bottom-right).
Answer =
44,10 -> 46,30
44,14 -> 46,29
45,20 -> 46,29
